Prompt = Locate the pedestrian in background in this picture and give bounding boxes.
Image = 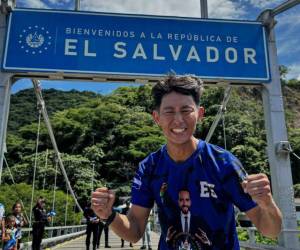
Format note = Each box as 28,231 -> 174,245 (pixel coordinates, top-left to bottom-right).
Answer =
84,202 -> 99,250
12,201 -> 28,250
32,197 -> 50,250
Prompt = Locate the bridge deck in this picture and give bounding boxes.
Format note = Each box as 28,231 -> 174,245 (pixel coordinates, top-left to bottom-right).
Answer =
51,230 -> 160,250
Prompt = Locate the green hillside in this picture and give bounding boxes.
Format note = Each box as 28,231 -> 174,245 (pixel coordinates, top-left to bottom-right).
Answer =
1,80 -> 300,224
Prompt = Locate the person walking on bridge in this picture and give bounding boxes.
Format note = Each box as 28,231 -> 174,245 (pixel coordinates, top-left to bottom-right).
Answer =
32,197 -> 50,250
84,202 -> 99,250
91,75 -> 282,250
120,201 -> 133,248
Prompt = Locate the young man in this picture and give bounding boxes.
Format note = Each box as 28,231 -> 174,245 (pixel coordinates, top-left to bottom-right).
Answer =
91,75 -> 282,249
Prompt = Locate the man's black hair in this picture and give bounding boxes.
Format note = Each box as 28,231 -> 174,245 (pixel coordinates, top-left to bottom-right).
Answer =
178,189 -> 190,196
152,74 -> 204,110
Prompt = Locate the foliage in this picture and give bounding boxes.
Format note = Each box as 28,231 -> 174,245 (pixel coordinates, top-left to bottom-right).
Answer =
289,128 -> 300,184
9,88 -> 98,134
255,232 -> 277,245
294,184 -> 300,198
2,150 -> 104,204
237,228 -> 278,245
237,228 -> 249,242
4,79 -> 300,207
279,65 -> 289,84
0,183 -> 82,226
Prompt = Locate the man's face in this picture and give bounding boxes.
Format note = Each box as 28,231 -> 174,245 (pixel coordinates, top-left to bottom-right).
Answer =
152,92 -> 204,147
178,190 -> 191,214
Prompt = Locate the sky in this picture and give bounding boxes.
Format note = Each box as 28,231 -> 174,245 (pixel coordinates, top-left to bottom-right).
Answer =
11,0 -> 300,93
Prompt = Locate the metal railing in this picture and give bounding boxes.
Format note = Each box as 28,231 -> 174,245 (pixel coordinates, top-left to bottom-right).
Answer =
237,227 -> 300,250
20,225 -> 86,249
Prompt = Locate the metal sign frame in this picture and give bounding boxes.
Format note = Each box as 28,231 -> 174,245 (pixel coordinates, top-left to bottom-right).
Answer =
1,1 -> 300,249
2,8 -> 270,83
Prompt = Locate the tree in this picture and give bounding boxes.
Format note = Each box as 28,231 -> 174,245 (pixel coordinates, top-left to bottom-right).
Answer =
279,65 -> 288,84
5,79 -> 300,204
0,183 -> 82,226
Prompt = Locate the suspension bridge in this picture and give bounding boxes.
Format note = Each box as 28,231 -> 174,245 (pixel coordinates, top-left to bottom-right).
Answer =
19,227 -> 160,250
1,0 -> 300,250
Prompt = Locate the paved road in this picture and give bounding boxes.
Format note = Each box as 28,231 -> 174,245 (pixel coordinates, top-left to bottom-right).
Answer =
51,230 -> 159,250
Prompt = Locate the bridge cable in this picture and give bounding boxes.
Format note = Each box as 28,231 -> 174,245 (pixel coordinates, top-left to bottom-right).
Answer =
64,186 -> 69,226
29,107 -> 42,227
292,152 -> 300,160
31,79 -> 83,213
219,106 -> 248,226
222,112 -> 227,150
3,155 -> 30,223
51,158 -> 58,228
283,145 -> 300,161
42,149 -> 49,191
205,85 -> 232,143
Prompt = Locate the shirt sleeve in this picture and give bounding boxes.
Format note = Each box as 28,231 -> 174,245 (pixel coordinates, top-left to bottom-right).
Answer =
221,154 -> 257,212
131,155 -> 155,208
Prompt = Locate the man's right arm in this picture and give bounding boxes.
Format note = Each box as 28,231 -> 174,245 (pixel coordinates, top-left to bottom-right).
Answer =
110,204 -> 151,242
91,187 -> 151,243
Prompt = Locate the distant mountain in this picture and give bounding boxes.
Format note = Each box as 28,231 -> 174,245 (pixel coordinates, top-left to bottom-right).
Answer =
8,88 -> 100,134
4,82 -> 300,200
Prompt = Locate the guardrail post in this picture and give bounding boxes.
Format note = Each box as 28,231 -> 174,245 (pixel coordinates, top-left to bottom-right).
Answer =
48,229 -> 53,238
248,228 -> 256,244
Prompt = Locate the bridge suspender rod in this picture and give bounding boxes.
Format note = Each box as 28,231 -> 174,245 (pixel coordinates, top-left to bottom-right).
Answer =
65,186 -> 69,226
42,149 -> 48,191
75,0 -> 80,11
200,0 -> 208,18
31,79 -> 83,213
222,113 -> 227,150
29,108 -> 42,226
205,85 -> 232,143
51,159 -> 58,227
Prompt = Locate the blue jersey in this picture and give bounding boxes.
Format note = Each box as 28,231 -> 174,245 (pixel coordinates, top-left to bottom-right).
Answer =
131,140 -> 257,250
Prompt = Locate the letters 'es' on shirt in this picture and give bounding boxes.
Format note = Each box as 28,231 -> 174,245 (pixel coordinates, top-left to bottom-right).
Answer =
131,140 -> 257,250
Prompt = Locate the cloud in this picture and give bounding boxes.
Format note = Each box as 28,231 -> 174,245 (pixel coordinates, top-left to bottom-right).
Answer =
277,34 -> 300,58
18,0 -> 74,9
17,0 -> 49,8
15,0 -> 246,18
277,10 -> 300,29
48,0 -> 72,3
287,63 -> 300,80
208,0 -> 245,18
275,8 -> 300,79
80,0 -> 200,17
247,0 -> 282,9
47,0 -> 73,7
80,0 -> 244,19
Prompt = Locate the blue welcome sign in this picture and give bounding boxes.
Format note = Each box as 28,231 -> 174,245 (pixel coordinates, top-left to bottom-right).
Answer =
2,9 -> 270,82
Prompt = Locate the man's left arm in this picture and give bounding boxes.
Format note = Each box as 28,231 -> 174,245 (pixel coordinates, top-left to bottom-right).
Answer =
244,174 -> 282,238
